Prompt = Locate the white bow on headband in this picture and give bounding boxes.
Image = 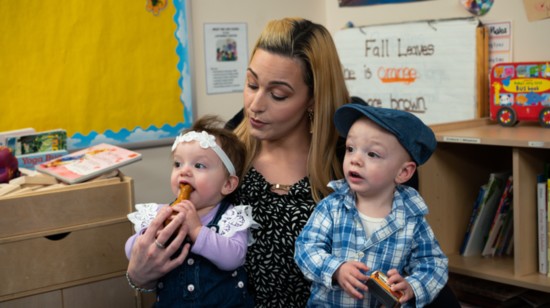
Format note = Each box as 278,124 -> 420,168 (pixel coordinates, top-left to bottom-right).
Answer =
172,131 -> 236,176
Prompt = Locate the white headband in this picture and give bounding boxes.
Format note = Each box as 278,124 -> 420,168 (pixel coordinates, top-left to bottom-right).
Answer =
172,131 -> 236,176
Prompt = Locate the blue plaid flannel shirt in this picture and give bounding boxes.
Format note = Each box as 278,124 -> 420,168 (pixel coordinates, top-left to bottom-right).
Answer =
295,179 -> 448,307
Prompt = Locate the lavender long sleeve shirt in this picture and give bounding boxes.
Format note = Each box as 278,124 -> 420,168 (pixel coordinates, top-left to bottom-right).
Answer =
125,203 -> 248,271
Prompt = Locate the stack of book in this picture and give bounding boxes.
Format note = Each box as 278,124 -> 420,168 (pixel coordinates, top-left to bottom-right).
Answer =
1,128 -> 68,170
460,171 -> 513,257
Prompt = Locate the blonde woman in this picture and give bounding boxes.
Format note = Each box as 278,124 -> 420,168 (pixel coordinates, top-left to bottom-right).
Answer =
228,17 -> 349,307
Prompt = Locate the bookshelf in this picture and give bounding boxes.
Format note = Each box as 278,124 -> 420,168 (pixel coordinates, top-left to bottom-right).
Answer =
419,118 -> 550,293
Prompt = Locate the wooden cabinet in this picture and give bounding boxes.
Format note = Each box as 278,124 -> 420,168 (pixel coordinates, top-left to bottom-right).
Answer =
0,176 -> 138,306
419,118 -> 550,293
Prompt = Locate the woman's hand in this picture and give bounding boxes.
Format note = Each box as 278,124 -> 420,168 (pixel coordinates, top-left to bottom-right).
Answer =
126,206 -> 190,289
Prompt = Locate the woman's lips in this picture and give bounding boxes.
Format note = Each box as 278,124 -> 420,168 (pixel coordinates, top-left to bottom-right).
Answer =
250,117 -> 266,129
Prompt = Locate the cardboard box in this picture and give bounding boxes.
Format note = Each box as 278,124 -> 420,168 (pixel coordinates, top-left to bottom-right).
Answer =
0,177 -> 134,301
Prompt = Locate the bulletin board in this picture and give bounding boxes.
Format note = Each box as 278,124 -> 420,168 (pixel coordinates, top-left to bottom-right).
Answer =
335,18 -> 487,125
0,0 -> 192,150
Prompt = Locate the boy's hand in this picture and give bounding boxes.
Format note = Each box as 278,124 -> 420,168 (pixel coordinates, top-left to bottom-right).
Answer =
386,268 -> 415,303
334,261 -> 369,299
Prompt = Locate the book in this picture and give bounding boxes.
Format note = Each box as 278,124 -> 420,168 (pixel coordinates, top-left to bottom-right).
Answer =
462,171 -> 510,257
0,128 -> 35,147
6,129 -> 67,155
460,185 -> 486,255
35,143 -> 142,184
482,175 -> 513,257
538,173 -> 548,274
494,207 -> 514,256
16,149 -> 69,170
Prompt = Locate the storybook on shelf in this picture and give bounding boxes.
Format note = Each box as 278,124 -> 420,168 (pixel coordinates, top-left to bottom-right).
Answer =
538,172 -> 548,274
5,128 -> 67,155
482,175 -> 513,257
460,185 -> 486,255
16,150 -> 69,170
35,143 -> 142,184
0,128 -> 35,147
461,171 -> 510,257
4,128 -> 68,170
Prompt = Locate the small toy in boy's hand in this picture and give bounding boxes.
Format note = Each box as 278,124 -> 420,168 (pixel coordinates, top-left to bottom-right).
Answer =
366,271 -> 403,308
164,183 -> 193,226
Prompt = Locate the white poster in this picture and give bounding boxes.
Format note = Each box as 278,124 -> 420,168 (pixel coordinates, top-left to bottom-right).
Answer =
335,18 -> 480,125
204,23 -> 248,94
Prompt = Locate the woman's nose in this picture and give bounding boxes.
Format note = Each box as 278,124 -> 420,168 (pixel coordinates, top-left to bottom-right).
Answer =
249,92 -> 267,113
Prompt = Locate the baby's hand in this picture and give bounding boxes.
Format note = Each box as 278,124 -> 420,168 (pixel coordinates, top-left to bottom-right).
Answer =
171,200 -> 202,242
333,261 -> 369,299
386,268 -> 414,303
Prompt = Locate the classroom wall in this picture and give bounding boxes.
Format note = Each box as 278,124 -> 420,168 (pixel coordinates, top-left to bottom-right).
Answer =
121,0 -> 550,203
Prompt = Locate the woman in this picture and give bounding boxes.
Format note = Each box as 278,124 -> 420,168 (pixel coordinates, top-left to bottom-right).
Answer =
229,17 -> 349,307
229,17 -> 458,308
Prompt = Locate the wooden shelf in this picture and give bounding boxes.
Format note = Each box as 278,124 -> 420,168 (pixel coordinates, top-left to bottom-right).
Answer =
420,118 -> 550,295
448,254 -> 550,293
430,118 -> 550,149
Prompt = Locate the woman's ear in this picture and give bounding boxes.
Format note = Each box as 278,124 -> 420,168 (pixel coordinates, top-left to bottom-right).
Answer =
221,175 -> 239,195
395,161 -> 416,185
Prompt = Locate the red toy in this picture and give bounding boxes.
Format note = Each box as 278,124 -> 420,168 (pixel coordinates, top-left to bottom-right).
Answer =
0,146 -> 19,183
489,61 -> 550,128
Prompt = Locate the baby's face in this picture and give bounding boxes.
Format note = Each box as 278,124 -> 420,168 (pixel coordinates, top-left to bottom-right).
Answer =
343,118 -> 410,196
170,141 -> 229,211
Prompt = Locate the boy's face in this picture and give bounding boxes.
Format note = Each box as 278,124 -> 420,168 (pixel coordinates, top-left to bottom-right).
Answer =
343,118 -> 412,198
170,141 -> 234,213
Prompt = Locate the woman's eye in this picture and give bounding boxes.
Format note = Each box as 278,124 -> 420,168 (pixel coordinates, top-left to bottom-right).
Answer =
247,83 -> 258,90
271,92 -> 287,101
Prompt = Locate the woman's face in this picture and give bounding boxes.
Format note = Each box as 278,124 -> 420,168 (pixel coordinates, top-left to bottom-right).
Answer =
243,49 -> 313,141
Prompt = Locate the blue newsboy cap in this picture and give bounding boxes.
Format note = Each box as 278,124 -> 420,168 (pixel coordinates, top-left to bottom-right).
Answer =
334,104 -> 437,165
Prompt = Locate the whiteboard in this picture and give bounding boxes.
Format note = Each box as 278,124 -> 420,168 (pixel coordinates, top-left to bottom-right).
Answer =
335,18 -> 480,125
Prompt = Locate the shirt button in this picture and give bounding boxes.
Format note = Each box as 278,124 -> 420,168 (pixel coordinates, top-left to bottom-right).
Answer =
232,271 -> 237,277
187,258 -> 194,265
237,281 -> 244,288
187,284 -> 195,292
357,252 -> 364,258
210,226 -> 217,231
157,282 -> 164,289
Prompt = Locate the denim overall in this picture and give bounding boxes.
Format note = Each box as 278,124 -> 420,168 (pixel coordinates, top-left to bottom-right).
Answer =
155,200 -> 254,307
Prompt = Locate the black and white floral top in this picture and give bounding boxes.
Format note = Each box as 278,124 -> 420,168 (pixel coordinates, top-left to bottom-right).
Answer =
234,168 -> 317,308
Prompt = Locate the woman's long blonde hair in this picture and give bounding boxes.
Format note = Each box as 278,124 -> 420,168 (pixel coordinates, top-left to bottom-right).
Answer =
234,17 -> 349,202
